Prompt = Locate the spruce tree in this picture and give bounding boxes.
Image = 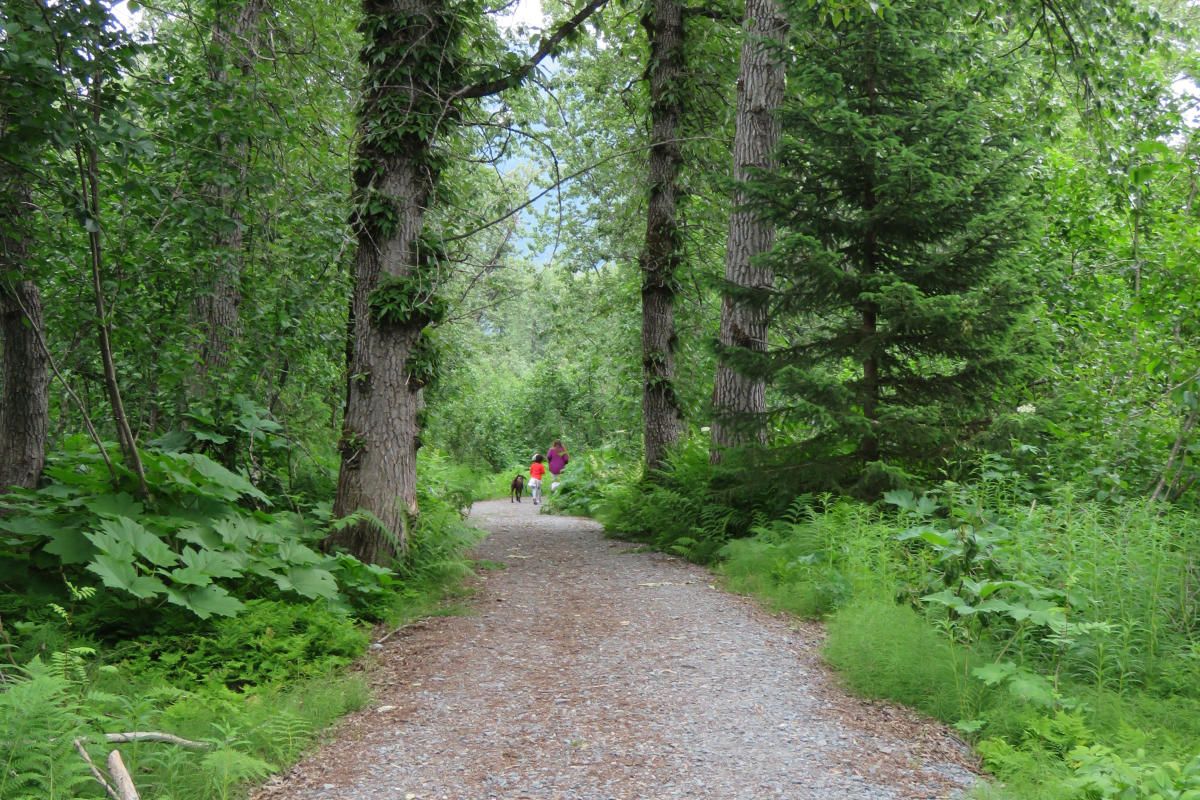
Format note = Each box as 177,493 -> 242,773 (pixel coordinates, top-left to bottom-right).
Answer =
747,2 -> 1044,484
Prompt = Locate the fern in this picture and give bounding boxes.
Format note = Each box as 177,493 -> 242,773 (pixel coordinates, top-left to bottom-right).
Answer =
202,745 -> 276,799
0,657 -> 99,800
254,710 -> 314,762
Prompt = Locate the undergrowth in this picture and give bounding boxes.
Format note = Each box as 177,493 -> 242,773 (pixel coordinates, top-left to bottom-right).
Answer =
0,444 -> 487,800
595,443 -> 1200,800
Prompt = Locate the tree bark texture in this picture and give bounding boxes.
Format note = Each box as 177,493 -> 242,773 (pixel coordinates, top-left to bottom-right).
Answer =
639,0 -> 685,474
329,0 -> 448,564
710,0 -> 786,461
0,169 -> 49,491
193,0 -> 268,384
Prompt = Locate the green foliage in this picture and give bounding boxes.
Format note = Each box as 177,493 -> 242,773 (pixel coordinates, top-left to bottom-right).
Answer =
706,465 -> 1200,799
595,437 -> 808,562
368,271 -> 449,329
542,446 -> 626,516
0,658 -> 98,800
718,498 -> 862,618
824,598 -> 972,722
0,447 -> 483,800
121,599 -> 367,688
739,0 -> 1046,481
0,439 -> 395,631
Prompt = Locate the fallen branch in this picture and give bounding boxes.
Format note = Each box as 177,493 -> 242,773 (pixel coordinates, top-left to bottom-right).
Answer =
74,739 -> 120,800
104,731 -> 210,749
107,749 -> 141,800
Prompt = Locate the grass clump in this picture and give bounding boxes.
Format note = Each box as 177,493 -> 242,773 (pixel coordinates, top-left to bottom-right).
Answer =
823,597 -> 979,723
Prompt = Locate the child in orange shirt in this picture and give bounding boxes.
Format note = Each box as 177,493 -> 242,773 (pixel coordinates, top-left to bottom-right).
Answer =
529,454 -> 546,505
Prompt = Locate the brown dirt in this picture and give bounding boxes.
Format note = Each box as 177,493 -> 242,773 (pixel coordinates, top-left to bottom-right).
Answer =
251,499 -> 982,800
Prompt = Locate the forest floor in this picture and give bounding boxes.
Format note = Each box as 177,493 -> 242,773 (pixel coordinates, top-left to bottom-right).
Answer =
252,499 -> 983,800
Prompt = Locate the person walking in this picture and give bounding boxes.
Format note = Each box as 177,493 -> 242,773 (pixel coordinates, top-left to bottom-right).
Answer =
547,439 -> 569,492
529,453 -> 546,505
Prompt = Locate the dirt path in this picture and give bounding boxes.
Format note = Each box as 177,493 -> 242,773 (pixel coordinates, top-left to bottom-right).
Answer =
253,500 -> 979,800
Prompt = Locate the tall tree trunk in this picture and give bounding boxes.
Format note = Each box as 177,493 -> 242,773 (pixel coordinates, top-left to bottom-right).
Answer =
327,0 -> 609,564
193,0 -> 267,385
709,0 -> 786,462
328,0 -> 449,564
0,167 -> 49,491
639,0 -> 685,475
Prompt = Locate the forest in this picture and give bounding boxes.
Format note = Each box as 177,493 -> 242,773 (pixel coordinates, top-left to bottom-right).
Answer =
1,0 -> 1199,797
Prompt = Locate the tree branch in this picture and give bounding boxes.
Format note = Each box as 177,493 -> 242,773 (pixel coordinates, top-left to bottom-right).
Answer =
455,0 -> 610,100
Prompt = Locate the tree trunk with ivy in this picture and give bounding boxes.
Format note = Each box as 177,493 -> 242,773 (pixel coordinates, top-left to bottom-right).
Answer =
639,0 -> 685,475
709,0 -> 786,461
327,0 -> 608,564
327,0 -> 459,564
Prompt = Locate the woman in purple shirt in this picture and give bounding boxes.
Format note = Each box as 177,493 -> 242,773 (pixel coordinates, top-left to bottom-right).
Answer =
547,439 -> 569,480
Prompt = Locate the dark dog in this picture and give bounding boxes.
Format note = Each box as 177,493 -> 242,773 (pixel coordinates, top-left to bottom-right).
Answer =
510,474 -> 525,502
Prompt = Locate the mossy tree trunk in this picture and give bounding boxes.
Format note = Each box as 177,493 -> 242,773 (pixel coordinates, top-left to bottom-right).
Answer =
328,0 -> 609,564
328,0 -> 451,564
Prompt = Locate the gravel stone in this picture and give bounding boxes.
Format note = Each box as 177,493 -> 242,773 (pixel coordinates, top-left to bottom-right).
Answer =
252,500 -> 981,800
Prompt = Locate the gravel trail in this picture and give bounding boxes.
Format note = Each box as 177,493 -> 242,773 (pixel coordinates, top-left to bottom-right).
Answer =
253,499 -> 979,800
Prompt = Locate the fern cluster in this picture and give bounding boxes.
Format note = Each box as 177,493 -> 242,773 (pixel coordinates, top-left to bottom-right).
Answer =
0,658 -> 98,800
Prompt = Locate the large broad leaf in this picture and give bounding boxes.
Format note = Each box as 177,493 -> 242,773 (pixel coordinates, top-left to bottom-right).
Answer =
971,662 -> 1056,709
211,516 -> 254,547
1006,670 -> 1057,709
896,524 -> 952,547
179,545 -> 242,579
961,578 -> 1015,600
176,524 -> 224,550
83,528 -> 133,561
88,554 -> 168,599
915,495 -> 940,516
1026,599 -> 1067,629
275,540 -> 321,566
164,584 -> 245,619
0,513 -> 65,537
883,489 -> 916,510
974,597 -> 1013,613
42,527 -> 96,564
94,516 -> 178,568
178,453 -> 269,503
168,564 -> 214,587
920,589 -> 977,615
275,566 -> 339,600
82,492 -> 143,519
972,660 -> 1017,685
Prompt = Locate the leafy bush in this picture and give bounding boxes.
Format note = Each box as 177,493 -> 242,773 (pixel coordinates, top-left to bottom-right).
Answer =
718,498 -> 855,618
595,438 -> 785,562
0,439 -> 395,635
542,445 -> 625,515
